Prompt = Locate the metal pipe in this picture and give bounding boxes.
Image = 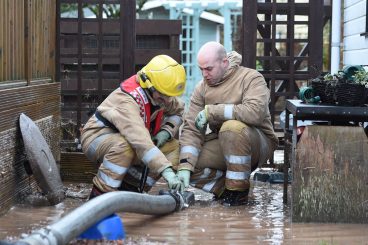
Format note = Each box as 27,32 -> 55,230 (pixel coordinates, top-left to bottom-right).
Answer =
17,191 -> 191,245
331,0 -> 342,74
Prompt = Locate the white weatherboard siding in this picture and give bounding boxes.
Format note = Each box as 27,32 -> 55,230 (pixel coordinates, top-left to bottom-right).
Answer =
344,49 -> 368,64
343,0 -> 368,66
344,0 -> 366,20
345,0 -> 362,6
344,16 -> 366,36
344,32 -> 368,50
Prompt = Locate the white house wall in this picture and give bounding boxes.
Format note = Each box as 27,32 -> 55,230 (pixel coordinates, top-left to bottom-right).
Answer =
343,0 -> 368,65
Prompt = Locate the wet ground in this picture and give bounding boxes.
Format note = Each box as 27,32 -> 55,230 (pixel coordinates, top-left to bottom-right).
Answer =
0,180 -> 367,245
0,151 -> 367,244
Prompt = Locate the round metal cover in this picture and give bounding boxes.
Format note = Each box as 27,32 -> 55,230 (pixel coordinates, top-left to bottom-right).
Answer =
19,113 -> 65,205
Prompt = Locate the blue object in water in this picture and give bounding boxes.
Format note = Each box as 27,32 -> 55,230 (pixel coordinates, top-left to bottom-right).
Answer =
78,213 -> 125,240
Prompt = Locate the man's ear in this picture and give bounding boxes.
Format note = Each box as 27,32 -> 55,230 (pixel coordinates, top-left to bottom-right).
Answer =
223,58 -> 230,67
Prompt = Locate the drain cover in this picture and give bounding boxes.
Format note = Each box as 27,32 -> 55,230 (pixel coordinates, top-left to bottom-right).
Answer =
19,113 -> 65,205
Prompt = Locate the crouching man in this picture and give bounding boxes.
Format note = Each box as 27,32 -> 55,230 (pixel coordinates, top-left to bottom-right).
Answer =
81,55 -> 187,198
176,42 -> 279,206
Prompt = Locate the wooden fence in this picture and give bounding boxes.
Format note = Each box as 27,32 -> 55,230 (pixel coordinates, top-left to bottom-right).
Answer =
0,0 -> 59,215
57,0 -> 181,148
0,0 -> 55,84
242,0 -> 331,134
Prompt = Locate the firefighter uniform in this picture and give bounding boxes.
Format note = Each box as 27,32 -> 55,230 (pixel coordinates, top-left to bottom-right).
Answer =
178,51 -> 279,197
81,55 -> 186,193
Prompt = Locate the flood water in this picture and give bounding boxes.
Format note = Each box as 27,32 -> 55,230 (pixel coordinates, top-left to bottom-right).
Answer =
0,151 -> 367,244
0,180 -> 367,245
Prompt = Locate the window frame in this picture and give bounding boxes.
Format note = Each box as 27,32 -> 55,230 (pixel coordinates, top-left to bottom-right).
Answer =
361,0 -> 368,36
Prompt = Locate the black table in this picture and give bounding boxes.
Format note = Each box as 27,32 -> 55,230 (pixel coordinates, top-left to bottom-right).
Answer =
283,100 -> 368,203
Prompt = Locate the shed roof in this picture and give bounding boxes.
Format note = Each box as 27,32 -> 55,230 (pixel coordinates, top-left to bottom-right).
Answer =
142,0 -> 229,24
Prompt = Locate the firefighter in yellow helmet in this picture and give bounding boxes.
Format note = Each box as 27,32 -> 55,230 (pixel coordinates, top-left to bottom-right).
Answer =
80,55 -> 186,198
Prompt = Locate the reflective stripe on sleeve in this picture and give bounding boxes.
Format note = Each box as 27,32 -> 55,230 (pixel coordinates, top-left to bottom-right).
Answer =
225,155 -> 251,165
181,145 -> 200,157
224,104 -> 234,120
142,147 -> 161,165
167,115 -> 182,125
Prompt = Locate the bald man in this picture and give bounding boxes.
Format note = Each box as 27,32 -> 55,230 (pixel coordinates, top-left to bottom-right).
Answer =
176,41 -> 278,206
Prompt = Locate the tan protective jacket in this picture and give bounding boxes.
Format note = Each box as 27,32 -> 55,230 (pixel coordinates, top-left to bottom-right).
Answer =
81,79 -> 185,174
179,51 -> 279,171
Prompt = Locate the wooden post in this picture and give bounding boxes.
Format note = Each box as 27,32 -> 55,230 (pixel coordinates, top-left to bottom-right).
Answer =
24,0 -> 31,85
292,125 -> 368,223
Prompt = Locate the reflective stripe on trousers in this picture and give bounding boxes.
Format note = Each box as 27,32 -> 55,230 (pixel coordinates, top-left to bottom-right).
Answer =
85,133 -> 111,163
86,133 -> 136,192
190,168 -> 225,196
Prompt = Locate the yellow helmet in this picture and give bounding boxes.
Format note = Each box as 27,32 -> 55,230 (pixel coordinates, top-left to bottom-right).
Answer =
138,55 -> 186,97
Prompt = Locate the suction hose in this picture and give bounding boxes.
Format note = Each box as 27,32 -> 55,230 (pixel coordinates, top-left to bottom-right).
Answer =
4,190 -> 194,245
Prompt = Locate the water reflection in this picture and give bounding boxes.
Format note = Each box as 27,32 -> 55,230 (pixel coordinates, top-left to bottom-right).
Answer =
0,181 -> 367,244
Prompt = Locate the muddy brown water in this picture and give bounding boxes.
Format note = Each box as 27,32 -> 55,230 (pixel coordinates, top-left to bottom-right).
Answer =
0,179 -> 367,245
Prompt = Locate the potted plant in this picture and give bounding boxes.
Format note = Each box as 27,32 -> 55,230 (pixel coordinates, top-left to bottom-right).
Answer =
335,66 -> 367,106
310,72 -> 339,105
353,69 -> 368,104
353,69 -> 368,88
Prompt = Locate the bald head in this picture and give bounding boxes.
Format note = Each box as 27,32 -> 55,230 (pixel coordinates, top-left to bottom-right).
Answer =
197,42 -> 229,86
197,41 -> 227,62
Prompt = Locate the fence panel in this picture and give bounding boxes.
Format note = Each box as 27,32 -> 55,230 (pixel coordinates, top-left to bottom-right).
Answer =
0,0 -> 25,82
0,0 -> 58,215
0,0 -> 55,84
57,1 -> 181,148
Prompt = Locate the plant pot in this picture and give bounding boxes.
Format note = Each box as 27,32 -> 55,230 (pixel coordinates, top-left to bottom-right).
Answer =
335,83 -> 366,106
311,80 -> 336,105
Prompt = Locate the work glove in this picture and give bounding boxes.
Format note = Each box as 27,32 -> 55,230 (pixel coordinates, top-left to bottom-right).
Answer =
194,107 -> 208,133
161,167 -> 184,192
152,130 -> 171,148
177,169 -> 191,189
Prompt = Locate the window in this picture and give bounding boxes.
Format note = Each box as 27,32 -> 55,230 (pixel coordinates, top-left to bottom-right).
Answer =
362,0 -> 368,36
366,0 -> 368,33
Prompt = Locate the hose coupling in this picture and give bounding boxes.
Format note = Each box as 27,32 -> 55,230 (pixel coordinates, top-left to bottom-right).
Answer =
159,190 -> 195,211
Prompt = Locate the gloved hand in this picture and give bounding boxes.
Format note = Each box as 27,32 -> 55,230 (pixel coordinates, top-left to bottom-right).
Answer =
161,167 -> 184,192
152,130 -> 171,148
195,107 -> 208,133
177,169 -> 191,189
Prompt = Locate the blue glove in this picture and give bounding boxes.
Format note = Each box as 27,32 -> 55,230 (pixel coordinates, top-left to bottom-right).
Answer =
194,107 -> 208,133
177,169 -> 191,190
152,130 -> 171,148
161,168 -> 184,191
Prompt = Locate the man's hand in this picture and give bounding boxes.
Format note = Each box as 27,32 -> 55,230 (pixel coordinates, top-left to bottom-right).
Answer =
152,130 -> 171,148
177,169 -> 191,189
161,167 -> 184,192
195,107 -> 208,133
